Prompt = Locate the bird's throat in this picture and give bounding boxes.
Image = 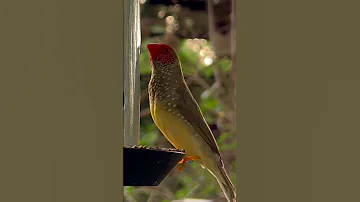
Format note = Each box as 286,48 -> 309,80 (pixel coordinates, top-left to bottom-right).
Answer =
149,73 -> 178,101
149,62 -> 185,105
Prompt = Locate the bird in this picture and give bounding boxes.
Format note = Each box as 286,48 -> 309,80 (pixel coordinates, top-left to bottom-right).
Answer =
146,43 -> 236,202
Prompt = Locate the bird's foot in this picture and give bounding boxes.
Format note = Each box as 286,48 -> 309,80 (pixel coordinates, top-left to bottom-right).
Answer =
177,156 -> 201,172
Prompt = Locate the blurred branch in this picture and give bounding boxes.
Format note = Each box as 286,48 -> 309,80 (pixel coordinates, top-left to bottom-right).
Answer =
212,62 -> 225,96
207,0 -> 216,40
132,187 -> 174,201
185,184 -> 201,198
185,77 -> 195,86
124,195 -> 137,202
140,88 -> 149,103
147,183 -> 165,202
148,183 -> 175,202
140,108 -> 151,118
193,72 -> 212,90
161,185 -> 176,201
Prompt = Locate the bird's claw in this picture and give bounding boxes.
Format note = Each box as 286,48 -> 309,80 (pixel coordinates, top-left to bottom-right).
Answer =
177,156 -> 201,172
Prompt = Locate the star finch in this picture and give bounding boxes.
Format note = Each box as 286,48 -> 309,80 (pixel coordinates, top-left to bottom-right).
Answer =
147,43 -> 236,202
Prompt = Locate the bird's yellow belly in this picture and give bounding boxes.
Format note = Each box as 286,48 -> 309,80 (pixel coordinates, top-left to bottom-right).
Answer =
151,102 -> 199,156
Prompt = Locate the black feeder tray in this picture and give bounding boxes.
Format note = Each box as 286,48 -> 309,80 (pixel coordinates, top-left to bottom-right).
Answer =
124,145 -> 185,186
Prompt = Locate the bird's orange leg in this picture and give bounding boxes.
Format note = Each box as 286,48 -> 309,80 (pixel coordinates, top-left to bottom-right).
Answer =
177,156 -> 201,172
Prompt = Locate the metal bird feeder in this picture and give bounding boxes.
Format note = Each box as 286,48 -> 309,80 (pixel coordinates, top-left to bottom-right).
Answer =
123,146 -> 185,186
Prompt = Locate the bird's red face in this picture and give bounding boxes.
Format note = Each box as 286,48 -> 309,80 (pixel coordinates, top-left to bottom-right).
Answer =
147,43 -> 177,65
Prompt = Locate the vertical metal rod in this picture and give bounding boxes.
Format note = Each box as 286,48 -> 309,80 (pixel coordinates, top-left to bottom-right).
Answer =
124,0 -> 141,146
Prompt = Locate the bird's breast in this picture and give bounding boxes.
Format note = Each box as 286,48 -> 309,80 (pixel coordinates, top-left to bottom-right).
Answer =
150,99 -> 200,156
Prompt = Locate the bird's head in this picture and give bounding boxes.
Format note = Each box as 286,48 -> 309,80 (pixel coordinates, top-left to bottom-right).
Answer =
146,43 -> 179,69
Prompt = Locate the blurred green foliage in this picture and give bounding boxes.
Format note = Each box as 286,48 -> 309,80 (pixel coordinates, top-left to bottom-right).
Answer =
125,38 -> 235,202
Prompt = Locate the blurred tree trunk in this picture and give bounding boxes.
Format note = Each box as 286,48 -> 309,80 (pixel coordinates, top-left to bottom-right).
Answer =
124,0 -> 141,145
207,0 -> 232,58
207,0 -> 236,132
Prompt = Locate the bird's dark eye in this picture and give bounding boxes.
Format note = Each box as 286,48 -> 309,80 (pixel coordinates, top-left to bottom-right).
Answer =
165,49 -> 169,52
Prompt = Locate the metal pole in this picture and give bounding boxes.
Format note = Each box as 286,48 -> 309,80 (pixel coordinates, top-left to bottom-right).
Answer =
124,0 -> 141,146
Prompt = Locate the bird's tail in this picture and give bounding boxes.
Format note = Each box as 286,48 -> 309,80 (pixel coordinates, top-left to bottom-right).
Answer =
209,162 -> 236,202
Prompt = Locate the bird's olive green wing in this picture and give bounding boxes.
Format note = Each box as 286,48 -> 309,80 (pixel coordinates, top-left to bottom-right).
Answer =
175,83 -> 221,156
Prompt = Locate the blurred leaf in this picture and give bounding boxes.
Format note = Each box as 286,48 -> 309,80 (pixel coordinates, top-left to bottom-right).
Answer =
140,124 -> 159,145
140,131 -> 158,146
151,25 -> 166,33
200,96 -> 218,110
139,52 -> 152,75
219,141 -> 236,151
199,94 -> 219,123
217,133 -> 231,144
201,66 -> 214,79
124,186 -> 134,194
218,133 -> 236,151
200,183 -> 217,196
217,58 -> 232,73
178,41 -> 201,75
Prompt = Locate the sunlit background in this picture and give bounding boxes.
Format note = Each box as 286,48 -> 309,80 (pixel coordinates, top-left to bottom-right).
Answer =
125,0 -> 236,201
